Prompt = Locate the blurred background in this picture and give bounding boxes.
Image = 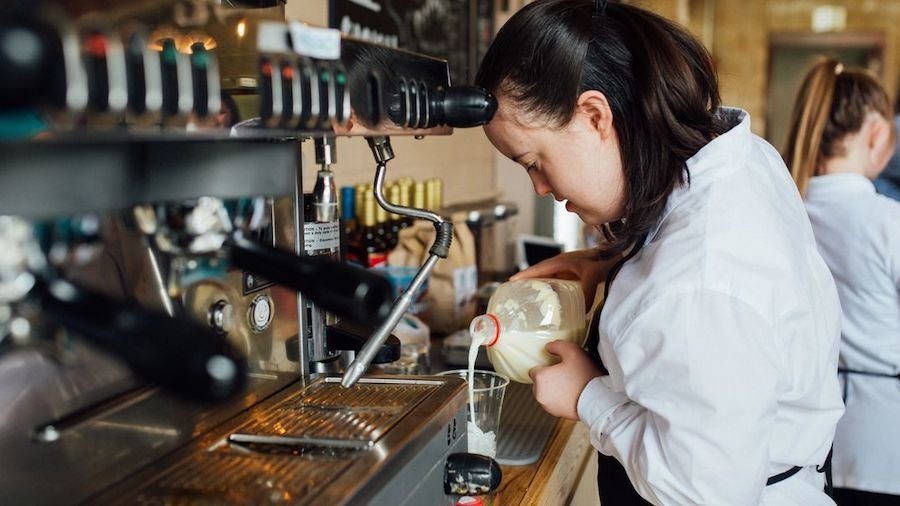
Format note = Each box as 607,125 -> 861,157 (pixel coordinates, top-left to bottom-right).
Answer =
291,0 -> 899,252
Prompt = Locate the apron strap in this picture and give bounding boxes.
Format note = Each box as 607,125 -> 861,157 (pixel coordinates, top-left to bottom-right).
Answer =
838,367 -> 900,380
765,445 -> 833,496
584,232 -> 649,373
765,465 -> 802,486
838,368 -> 900,402
816,445 -> 834,498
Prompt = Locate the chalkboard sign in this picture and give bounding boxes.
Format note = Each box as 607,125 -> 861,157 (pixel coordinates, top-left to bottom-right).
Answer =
329,0 -> 492,85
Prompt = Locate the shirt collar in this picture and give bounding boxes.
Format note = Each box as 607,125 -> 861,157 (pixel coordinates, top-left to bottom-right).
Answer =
806,173 -> 876,198
644,107 -> 751,244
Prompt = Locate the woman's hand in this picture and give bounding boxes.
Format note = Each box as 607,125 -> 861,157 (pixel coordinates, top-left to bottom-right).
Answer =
511,249 -> 621,308
529,340 -> 602,420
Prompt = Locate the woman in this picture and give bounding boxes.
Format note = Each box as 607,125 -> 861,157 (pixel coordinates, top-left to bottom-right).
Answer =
476,1 -> 844,504
784,59 -> 900,506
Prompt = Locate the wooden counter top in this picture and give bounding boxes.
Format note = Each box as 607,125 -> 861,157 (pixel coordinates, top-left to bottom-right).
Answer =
493,418 -> 593,505
427,338 -> 595,504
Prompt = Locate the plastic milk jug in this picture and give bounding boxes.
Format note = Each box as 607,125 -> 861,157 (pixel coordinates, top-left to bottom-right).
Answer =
468,278 -> 586,383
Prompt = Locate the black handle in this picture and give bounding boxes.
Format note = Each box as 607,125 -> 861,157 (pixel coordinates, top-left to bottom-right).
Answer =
282,323 -> 401,364
0,19 -> 50,109
433,86 -> 497,128
31,279 -> 247,403
229,237 -> 392,326
326,320 -> 401,363
444,453 -> 503,495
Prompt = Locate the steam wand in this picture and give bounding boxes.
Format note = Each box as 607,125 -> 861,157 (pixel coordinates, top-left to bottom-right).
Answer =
341,136 -> 452,388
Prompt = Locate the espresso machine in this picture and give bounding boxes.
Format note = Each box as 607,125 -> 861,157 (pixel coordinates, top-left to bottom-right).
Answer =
0,1 -> 499,504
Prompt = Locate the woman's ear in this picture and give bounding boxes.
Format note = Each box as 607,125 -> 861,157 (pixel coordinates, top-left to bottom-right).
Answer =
575,90 -> 614,139
867,115 -> 895,174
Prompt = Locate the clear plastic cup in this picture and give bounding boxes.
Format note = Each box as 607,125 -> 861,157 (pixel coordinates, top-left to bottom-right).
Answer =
438,369 -> 509,458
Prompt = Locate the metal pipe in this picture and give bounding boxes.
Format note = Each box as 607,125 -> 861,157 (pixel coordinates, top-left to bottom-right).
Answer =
341,254 -> 440,388
373,163 -> 444,224
341,136 -> 452,388
368,137 -> 444,224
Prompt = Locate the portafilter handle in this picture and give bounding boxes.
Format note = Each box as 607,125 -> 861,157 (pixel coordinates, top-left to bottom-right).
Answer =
227,236 -> 393,326
30,278 -> 247,403
432,86 -> 497,128
445,453 -> 503,496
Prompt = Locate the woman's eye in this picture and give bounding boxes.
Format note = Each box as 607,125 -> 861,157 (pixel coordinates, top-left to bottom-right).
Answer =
526,162 -> 537,173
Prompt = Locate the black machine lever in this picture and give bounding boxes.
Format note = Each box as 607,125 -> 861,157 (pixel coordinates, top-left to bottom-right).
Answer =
30,278 -> 247,403
325,320 -> 400,363
283,320 -> 401,365
228,236 -> 392,326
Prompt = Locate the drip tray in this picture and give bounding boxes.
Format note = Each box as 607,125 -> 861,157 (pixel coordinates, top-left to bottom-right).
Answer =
496,381 -> 557,466
93,377 -> 462,506
230,377 -> 439,447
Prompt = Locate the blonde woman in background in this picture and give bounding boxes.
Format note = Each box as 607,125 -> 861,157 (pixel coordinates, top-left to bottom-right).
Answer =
784,58 -> 900,506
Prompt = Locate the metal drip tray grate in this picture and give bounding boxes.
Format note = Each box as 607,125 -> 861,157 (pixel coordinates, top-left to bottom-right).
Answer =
134,448 -> 357,506
108,377 -> 448,506
231,378 -> 440,446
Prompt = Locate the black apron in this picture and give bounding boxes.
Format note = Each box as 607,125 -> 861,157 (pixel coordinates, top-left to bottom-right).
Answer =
584,235 -> 833,504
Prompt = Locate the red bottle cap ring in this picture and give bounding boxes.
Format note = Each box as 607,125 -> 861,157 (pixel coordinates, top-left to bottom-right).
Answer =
485,313 -> 500,347
455,496 -> 485,506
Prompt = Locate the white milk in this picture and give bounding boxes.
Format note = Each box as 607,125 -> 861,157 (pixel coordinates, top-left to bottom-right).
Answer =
466,332 -> 497,457
487,326 -> 584,384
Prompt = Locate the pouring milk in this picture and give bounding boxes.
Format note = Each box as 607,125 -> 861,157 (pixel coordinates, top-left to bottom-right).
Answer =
464,279 -> 585,456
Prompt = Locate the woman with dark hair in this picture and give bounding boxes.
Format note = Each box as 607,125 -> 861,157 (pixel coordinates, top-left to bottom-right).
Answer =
477,1 -> 844,504
784,59 -> 900,506
218,91 -> 241,129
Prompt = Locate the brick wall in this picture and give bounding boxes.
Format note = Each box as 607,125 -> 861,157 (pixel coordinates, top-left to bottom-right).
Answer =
637,0 -> 900,137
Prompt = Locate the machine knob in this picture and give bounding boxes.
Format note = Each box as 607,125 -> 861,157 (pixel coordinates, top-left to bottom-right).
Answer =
0,22 -> 45,109
124,31 -> 161,120
189,41 -> 219,119
279,59 -> 301,129
298,57 -> 319,128
258,56 -> 282,127
157,37 -> 193,119
208,299 -> 234,334
248,294 -> 272,332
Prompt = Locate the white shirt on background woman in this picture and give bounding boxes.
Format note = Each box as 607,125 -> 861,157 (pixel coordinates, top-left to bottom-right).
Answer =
804,173 -> 900,495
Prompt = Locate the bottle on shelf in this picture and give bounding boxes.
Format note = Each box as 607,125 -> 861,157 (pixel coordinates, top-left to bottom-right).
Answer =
386,182 -> 402,248
339,185 -> 356,262
348,191 -> 388,268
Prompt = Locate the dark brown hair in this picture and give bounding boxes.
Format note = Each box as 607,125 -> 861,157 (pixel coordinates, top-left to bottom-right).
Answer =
476,0 -> 724,256
783,58 -> 892,196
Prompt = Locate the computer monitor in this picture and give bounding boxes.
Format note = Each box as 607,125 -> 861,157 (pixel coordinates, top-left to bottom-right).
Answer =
515,234 -> 564,272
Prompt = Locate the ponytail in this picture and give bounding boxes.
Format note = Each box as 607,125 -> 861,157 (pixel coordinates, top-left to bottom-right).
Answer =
784,58 -> 892,197
783,60 -> 841,197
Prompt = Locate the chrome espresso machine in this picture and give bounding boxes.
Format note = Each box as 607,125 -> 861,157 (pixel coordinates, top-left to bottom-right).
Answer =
0,1 -> 499,504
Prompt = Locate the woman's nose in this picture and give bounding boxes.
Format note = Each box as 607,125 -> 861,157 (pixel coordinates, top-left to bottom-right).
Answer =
529,172 -> 552,197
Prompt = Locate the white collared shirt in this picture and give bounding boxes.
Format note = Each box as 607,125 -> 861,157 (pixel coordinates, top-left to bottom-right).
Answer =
804,173 -> 900,495
577,108 -> 844,505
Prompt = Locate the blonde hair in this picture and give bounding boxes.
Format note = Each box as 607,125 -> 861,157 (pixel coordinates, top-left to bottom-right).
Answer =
783,58 -> 892,197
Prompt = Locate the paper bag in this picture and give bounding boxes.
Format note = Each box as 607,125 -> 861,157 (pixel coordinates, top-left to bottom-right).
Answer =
388,212 -> 477,334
